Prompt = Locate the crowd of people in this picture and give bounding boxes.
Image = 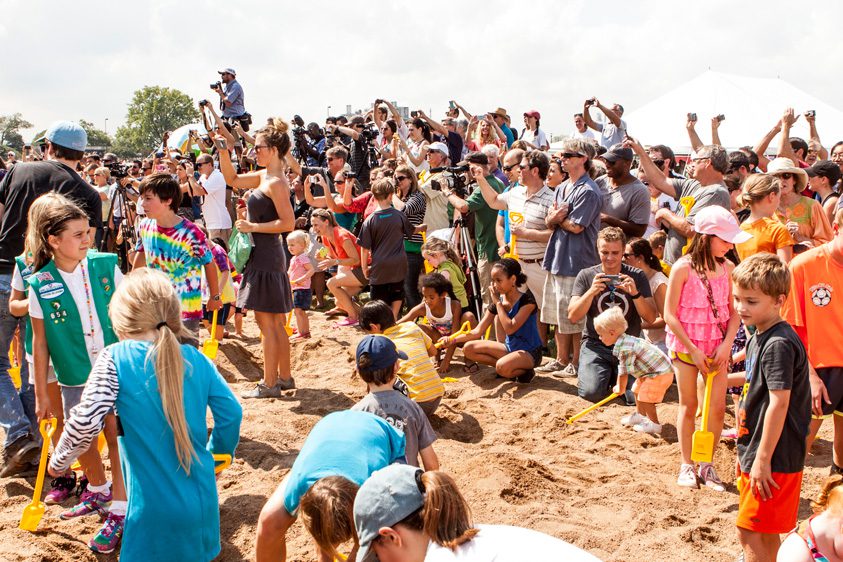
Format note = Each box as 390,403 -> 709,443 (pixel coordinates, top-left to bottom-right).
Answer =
1,78 -> 843,561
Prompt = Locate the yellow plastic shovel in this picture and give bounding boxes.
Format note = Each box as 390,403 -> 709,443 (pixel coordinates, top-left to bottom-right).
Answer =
691,372 -> 716,463
504,212 -> 525,260
213,454 -> 232,475
202,310 -> 219,359
284,313 -> 293,337
19,418 -> 56,532
421,231 -> 433,273
9,343 -> 21,390
435,321 -> 472,349
566,393 -> 620,424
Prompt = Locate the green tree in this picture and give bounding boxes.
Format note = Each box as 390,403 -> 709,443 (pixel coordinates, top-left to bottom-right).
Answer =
0,113 -> 33,152
112,86 -> 200,157
78,119 -> 112,151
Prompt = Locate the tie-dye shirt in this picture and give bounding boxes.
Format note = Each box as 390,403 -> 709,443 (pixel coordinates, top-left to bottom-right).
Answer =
135,218 -> 212,320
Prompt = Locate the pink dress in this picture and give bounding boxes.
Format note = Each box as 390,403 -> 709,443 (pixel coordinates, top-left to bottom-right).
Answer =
665,258 -> 730,356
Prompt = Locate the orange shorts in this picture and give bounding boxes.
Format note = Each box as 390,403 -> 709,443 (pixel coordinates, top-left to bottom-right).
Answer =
632,371 -> 674,404
735,468 -> 803,533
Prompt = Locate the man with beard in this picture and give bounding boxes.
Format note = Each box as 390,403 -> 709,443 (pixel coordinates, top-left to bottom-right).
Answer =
596,144 -> 649,239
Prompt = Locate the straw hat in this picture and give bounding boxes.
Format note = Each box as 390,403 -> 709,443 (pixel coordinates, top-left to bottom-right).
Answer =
766,157 -> 808,192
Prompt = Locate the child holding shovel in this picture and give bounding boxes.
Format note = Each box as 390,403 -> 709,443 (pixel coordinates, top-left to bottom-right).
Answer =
732,254 -> 810,562
48,269 -> 242,562
664,206 -> 745,491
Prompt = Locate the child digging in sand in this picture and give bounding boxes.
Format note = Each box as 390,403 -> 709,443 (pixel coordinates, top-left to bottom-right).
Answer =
593,306 -> 674,435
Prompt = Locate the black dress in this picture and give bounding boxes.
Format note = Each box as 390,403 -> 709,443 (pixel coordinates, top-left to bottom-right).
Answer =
236,189 -> 292,313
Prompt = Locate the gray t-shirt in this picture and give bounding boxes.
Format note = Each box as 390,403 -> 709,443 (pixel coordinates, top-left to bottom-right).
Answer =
595,176 -> 651,229
352,390 -> 437,467
597,119 -> 627,149
663,178 -> 730,264
543,175 -> 602,277
358,207 -> 414,285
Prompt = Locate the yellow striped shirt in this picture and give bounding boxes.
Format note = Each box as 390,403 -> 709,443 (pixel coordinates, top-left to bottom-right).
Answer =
384,323 -> 444,403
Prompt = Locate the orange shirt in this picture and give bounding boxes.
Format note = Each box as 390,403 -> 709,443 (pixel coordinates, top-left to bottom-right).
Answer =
775,196 -> 833,247
736,217 -> 795,261
782,244 -> 843,368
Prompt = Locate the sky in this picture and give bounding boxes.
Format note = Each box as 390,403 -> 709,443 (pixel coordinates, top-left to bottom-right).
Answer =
3,0 -> 843,145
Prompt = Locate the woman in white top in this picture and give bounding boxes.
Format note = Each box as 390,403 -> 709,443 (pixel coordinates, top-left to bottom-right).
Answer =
398,118 -> 432,174
354,464 -> 602,562
520,110 -> 549,151
623,238 -> 668,354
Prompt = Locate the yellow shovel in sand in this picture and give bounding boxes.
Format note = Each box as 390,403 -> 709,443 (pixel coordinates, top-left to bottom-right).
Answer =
19,418 -> 56,531
435,321 -> 472,349
203,310 -> 219,360
213,454 -> 232,475
504,212 -> 524,260
284,313 -> 293,337
9,343 -> 21,390
566,393 -> 620,425
691,372 -> 717,463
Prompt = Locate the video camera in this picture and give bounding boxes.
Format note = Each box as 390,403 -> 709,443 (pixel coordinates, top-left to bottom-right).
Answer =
359,124 -> 379,142
429,165 -> 470,198
106,161 -> 131,180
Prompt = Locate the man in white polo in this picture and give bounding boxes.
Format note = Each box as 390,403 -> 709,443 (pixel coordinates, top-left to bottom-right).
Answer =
196,153 -> 231,241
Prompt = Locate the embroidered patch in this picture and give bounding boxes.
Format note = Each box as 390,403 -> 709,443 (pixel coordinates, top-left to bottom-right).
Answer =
51,301 -> 61,311
34,271 -> 54,282
38,282 -> 64,300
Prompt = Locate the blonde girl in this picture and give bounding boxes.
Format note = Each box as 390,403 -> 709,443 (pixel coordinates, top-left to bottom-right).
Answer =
735,173 -> 795,263
421,237 -> 469,312
286,229 -> 315,341
26,192 -> 127,553
47,268 -> 242,562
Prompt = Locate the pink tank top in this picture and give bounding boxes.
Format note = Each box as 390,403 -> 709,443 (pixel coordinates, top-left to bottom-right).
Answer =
665,258 -> 731,356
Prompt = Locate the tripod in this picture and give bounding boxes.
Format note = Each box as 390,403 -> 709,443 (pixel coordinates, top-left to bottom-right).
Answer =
100,181 -> 138,272
449,217 -> 483,320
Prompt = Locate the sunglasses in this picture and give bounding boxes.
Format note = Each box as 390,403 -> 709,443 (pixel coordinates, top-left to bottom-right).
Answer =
327,157 -> 335,162
777,172 -> 794,180
395,175 -> 407,182
623,253 -> 635,259
561,152 -> 584,159
502,164 -> 517,172
651,158 -> 665,167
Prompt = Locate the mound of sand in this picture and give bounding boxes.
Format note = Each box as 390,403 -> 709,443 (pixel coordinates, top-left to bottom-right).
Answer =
0,312 -> 833,561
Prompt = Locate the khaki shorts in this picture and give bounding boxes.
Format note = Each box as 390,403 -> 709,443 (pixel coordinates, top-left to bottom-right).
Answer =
477,258 -> 493,308
632,371 -> 674,404
517,259 -> 546,311
540,273 -> 583,334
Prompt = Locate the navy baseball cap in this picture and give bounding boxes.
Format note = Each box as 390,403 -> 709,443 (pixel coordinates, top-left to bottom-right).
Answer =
354,464 -> 425,562
805,160 -> 842,185
45,121 -> 87,152
355,335 -> 407,371
603,144 -> 634,163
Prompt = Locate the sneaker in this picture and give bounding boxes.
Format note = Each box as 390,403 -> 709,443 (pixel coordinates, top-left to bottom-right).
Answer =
633,419 -> 663,435
677,463 -> 699,488
60,489 -> 112,519
536,359 -> 566,373
241,383 -> 282,399
553,363 -> 578,378
89,512 -> 124,554
289,332 -> 311,342
721,428 -> 738,440
0,435 -> 40,478
275,377 -> 296,391
620,412 -> 648,427
515,369 -> 536,384
45,473 -> 77,505
698,463 -> 725,492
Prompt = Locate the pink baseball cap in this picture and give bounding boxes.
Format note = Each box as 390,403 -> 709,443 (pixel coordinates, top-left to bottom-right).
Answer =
693,206 -> 752,244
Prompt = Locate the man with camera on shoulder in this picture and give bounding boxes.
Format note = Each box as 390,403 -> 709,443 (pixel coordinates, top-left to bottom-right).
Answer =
325,116 -> 374,190
211,67 -> 249,131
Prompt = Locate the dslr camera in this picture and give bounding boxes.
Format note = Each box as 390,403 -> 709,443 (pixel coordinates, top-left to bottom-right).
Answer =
429,165 -> 470,198
106,161 -> 131,180
210,81 -> 222,90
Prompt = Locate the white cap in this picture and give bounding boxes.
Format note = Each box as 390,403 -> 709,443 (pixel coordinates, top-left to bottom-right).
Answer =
428,141 -> 449,155
218,68 -> 236,76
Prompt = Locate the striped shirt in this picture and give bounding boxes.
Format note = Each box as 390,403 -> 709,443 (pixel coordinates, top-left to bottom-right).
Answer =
384,322 -> 444,403
612,333 -> 673,380
499,184 -> 554,260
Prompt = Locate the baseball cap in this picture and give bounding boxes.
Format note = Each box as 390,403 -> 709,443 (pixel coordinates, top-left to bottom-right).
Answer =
462,151 -> 489,166
805,160 -> 842,185
354,464 -> 425,562
693,205 -> 752,244
355,335 -> 407,371
45,121 -> 87,152
103,152 -> 118,164
523,110 -> 541,120
428,142 -> 449,156
603,144 -> 634,163
218,67 -> 236,76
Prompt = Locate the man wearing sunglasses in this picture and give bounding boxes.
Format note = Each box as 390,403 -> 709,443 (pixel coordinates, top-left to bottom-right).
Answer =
287,145 -> 349,198
629,139 -> 730,264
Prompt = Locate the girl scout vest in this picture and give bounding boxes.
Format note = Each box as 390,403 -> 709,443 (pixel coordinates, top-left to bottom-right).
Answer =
14,255 -> 36,357
28,252 -> 119,386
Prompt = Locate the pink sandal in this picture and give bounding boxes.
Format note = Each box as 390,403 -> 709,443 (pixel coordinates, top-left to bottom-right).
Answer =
334,318 -> 359,328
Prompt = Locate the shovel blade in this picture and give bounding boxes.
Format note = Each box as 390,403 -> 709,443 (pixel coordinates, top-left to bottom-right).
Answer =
19,502 -> 45,532
691,430 -> 714,463
202,340 -> 218,360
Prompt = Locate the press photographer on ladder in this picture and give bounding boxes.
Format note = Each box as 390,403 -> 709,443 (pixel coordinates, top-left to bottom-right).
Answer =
211,67 -> 250,131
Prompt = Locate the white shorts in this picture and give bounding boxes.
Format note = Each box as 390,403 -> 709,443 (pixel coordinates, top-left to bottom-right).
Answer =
517,259 -> 547,312
28,360 -> 57,386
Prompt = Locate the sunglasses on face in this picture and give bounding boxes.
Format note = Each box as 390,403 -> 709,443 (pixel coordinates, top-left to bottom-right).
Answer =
327,157 -> 335,162
503,164 -> 517,172
651,158 -> 665,167
395,175 -> 407,182
561,152 -> 584,159
778,173 -> 794,180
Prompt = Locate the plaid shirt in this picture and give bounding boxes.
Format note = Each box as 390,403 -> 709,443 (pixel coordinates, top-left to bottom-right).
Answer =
612,334 -> 673,379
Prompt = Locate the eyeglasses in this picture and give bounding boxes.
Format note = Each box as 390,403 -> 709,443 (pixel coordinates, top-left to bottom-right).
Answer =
395,175 -> 407,182
651,158 -> 665,167
561,152 -> 584,159
502,164 -> 517,172
777,173 -> 794,180
254,145 -> 270,152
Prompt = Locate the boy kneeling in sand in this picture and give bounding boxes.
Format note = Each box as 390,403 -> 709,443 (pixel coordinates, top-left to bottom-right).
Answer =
594,306 -> 674,435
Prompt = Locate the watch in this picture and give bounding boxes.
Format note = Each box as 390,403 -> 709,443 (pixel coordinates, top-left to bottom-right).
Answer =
212,294 -> 221,302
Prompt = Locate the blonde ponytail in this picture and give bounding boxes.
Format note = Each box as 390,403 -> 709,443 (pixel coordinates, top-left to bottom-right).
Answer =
25,192 -> 88,271
109,269 -> 197,474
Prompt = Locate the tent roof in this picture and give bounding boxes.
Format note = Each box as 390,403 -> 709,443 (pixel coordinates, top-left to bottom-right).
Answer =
623,70 -> 843,155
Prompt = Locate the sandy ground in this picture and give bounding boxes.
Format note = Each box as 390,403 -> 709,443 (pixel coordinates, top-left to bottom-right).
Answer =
0,311 -> 834,562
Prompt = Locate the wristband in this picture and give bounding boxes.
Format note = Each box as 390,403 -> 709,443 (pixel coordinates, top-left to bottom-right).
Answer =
630,292 -> 642,300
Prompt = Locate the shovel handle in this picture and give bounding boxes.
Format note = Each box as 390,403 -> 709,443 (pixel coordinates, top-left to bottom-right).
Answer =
32,418 -> 56,501
213,454 -> 232,474
566,393 -> 620,424
435,321 -> 472,348
699,371 -> 716,433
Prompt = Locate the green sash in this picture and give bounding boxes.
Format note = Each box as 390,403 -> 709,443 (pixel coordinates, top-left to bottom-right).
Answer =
14,255 -> 35,357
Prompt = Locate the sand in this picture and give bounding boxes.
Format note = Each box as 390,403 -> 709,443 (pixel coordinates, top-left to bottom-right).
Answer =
0,311 -> 834,561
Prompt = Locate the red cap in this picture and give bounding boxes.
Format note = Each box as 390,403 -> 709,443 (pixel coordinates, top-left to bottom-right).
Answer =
524,110 -> 541,120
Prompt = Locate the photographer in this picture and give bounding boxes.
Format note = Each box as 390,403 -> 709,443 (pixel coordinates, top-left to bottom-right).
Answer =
418,142 -> 452,232
212,67 -> 248,129
442,151 -> 505,306
327,116 -> 374,190
582,98 -> 627,149
286,144 -> 349,198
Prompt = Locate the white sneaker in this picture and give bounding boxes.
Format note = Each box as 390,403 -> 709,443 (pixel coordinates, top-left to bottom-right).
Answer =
553,362 -> 578,378
620,412 -> 647,427
698,462 -> 725,492
677,463 -> 699,488
633,419 -> 662,435
536,359 -> 565,373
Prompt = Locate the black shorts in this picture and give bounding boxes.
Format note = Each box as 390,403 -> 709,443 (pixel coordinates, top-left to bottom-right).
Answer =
816,367 -> 843,418
202,303 -> 231,325
370,281 -> 404,305
293,289 -> 312,311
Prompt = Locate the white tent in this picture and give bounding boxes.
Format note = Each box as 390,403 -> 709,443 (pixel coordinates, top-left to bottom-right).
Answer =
623,70 -> 843,155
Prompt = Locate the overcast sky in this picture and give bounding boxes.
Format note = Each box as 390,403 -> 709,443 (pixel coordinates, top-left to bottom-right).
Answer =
4,0 -> 842,144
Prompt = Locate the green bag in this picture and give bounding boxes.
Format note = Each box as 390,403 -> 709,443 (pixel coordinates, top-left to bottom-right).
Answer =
228,226 -> 252,272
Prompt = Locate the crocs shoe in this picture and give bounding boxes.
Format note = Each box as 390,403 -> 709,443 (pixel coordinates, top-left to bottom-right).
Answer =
89,512 -> 124,554
60,489 -> 112,519
334,318 -> 359,328
45,473 -> 77,505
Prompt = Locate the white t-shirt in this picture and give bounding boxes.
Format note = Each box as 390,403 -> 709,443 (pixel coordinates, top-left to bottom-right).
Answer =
521,128 -> 549,149
424,525 -> 602,561
200,169 -> 232,230
572,128 -> 597,141
28,258 -> 123,380
645,193 -> 678,237
644,270 -> 668,345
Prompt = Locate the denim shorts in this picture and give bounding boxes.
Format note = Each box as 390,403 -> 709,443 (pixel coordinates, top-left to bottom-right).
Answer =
60,384 -> 86,420
293,289 -> 312,311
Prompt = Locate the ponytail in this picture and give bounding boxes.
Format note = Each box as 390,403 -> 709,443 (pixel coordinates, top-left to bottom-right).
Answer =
813,474 -> 843,516
422,237 -> 462,267
420,471 -> 479,548
628,238 -> 663,272
153,321 -> 194,473
300,476 -> 359,560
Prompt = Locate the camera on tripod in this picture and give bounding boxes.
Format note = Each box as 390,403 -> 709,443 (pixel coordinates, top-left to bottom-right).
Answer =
429,165 -> 470,197
359,125 -> 379,142
106,161 -> 131,179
